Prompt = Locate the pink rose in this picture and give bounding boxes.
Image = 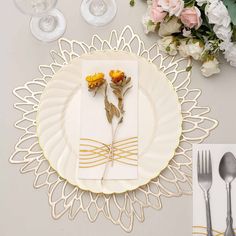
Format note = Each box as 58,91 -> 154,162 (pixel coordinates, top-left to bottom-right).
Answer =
180,7 -> 202,29
151,0 -> 167,23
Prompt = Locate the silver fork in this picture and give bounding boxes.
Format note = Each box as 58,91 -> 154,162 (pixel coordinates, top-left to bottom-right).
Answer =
197,150 -> 213,236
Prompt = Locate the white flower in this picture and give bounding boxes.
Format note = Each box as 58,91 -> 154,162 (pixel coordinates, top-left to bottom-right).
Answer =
205,1 -> 231,27
204,41 -> 213,51
147,0 -> 153,6
201,58 -> 220,77
196,0 -> 207,6
158,16 -> 181,36
178,40 -> 189,57
224,45 -> 236,67
158,36 -> 178,55
169,0 -> 184,17
158,0 -> 170,11
187,41 -> 204,60
183,28 -> 192,38
159,0 -> 184,17
213,25 -> 232,42
178,40 -> 204,60
220,41 -> 233,52
142,12 -> 157,34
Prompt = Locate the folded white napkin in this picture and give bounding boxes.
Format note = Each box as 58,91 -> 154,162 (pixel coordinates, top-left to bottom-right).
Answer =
193,144 -> 236,233
78,59 -> 138,180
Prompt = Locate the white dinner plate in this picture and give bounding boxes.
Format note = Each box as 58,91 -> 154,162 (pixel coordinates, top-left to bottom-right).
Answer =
37,50 -> 182,194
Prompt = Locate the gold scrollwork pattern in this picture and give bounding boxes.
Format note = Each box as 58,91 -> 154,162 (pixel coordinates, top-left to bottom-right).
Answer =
10,26 -> 218,232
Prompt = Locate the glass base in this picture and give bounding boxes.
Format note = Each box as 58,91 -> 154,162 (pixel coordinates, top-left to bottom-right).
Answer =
81,0 -> 117,26
30,9 -> 66,42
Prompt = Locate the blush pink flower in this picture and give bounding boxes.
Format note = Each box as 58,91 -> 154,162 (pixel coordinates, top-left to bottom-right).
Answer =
151,0 -> 167,23
180,7 -> 202,29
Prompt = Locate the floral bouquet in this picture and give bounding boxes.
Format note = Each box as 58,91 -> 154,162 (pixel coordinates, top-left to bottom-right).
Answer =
142,0 -> 236,77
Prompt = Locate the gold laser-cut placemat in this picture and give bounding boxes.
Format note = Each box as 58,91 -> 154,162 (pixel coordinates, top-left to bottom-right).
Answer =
10,26 -> 218,232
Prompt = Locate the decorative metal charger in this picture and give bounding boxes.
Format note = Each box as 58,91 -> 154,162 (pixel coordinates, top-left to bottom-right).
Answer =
10,26 -> 218,232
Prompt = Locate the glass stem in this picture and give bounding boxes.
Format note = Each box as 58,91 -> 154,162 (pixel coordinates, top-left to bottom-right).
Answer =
39,14 -> 57,32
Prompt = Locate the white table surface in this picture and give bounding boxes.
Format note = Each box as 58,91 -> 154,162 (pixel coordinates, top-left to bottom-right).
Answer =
1,1 -> 236,235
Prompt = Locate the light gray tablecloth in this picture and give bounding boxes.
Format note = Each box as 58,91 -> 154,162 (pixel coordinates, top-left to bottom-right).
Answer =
1,1 -> 236,235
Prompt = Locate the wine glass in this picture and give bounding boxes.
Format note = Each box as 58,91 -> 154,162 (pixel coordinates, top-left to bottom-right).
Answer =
14,0 -> 66,42
80,0 -> 117,26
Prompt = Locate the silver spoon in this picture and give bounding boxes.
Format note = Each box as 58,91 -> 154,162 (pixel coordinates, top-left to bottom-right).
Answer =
219,152 -> 236,236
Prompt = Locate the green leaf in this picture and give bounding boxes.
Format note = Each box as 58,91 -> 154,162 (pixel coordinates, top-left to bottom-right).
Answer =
130,0 -> 135,6
147,20 -> 155,27
166,46 -> 171,52
223,0 -> 236,25
186,66 -> 192,72
183,0 -> 195,7
232,25 -> 236,42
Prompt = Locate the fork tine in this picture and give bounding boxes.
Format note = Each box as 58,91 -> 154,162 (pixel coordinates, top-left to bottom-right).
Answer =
197,151 -> 200,174
205,150 -> 208,174
208,150 -> 212,175
202,150 -> 204,174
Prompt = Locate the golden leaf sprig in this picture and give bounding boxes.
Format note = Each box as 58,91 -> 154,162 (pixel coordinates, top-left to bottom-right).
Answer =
104,82 -> 120,124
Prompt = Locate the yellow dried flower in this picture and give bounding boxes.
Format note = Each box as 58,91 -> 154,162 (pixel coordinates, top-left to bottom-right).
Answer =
86,73 -> 105,90
109,70 -> 125,84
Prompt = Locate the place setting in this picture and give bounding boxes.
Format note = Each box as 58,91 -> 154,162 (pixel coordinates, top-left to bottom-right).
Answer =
9,0 -> 233,233
10,25 -> 218,232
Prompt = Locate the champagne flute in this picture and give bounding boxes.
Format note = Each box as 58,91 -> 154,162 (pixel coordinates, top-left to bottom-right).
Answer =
80,0 -> 117,26
14,0 -> 66,42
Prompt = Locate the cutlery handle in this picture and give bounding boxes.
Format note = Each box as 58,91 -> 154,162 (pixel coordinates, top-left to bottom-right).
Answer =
225,183 -> 235,236
204,191 -> 213,236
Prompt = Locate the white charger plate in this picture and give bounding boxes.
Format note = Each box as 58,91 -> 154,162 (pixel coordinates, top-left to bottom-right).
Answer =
37,50 -> 182,194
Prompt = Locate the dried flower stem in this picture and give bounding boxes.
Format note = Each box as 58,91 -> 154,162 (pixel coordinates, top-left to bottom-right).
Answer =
110,116 -> 122,166
86,72 -> 132,180
101,115 -> 123,180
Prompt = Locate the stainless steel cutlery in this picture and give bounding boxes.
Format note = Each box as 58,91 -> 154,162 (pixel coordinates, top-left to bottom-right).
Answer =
197,150 -> 213,236
219,152 -> 236,236
197,150 -> 236,236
